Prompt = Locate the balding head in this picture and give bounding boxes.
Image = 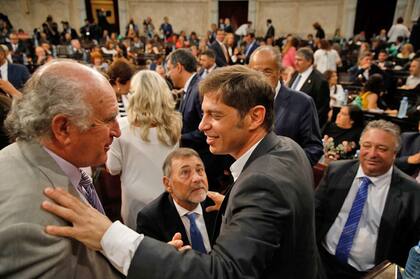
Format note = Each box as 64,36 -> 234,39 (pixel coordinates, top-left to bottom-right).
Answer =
249,46 -> 282,89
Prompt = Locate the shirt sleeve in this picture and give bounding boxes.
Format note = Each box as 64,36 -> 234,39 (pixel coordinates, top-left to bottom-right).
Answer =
101,221 -> 144,276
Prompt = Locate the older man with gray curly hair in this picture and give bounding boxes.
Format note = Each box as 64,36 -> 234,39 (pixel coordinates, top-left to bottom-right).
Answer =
0,59 -> 122,278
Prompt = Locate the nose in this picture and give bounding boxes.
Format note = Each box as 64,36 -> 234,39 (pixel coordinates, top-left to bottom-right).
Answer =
198,115 -> 210,132
110,120 -> 121,138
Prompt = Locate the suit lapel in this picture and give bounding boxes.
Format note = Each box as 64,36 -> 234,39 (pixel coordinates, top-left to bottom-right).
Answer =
375,170 -> 403,263
211,132 -> 279,245
300,71 -> 314,94
167,195 -> 190,245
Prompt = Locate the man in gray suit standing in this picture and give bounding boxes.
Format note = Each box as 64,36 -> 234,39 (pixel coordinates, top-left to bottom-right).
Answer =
0,60 -> 122,278
42,65 -> 322,279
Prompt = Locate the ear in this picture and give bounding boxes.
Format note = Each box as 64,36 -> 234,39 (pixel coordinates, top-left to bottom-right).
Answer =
50,114 -> 73,146
247,105 -> 266,131
163,176 -> 172,193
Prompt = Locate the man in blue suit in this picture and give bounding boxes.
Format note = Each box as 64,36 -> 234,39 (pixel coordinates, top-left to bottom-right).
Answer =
243,32 -> 259,64
0,44 -> 30,90
249,46 -> 323,166
166,49 -> 230,191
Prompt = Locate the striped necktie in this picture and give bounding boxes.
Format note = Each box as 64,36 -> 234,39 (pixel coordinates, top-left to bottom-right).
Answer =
77,169 -> 105,214
291,74 -> 302,90
335,176 -> 372,263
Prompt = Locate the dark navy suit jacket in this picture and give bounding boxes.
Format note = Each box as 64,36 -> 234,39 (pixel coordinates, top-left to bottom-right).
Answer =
396,132 -> 420,176
274,83 -> 323,166
179,73 -> 206,151
209,41 -> 228,67
7,63 -> 30,90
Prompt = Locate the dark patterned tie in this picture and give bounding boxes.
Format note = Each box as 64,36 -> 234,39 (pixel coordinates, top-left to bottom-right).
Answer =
77,169 -> 105,214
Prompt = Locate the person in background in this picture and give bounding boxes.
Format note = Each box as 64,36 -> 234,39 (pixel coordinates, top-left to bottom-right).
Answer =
325,70 -> 346,109
314,39 -> 342,74
91,51 -> 109,73
322,105 -> 364,162
359,73 -> 385,110
281,36 -> 299,70
401,58 -> 420,89
107,70 -> 181,229
388,17 -> 410,43
107,58 -> 135,118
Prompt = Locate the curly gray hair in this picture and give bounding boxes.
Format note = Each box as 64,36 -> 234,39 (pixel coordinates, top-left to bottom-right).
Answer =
5,60 -> 97,141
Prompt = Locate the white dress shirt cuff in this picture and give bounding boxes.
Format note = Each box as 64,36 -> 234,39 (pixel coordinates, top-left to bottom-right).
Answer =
101,221 -> 144,276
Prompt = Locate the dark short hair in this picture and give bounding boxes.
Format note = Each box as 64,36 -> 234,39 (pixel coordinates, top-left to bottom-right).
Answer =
167,48 -> 197,73
296,47 -> 314,64
364,73 -> 385,94
246,32 -> 255,38
199,65 -> 274,131
397,17 -> 403,24
162,148 -> 202,177
107,58 -> 135,85
201,49 -> 216,60
267,19 -> 272,24
346,105 -> 364,128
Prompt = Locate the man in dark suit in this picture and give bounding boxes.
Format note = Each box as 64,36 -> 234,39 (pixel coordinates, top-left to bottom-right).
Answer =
249,46 -> 323,166
198,49 -> 217,79
243,32 -> 259,64
209,29 -> 228,67
137,148 -> 217,253
396,129 -> 420,177
316,120 -> 420,279
6,33 -> 29,64
288,47 -> 330,127
0,44 -> 30,90
43,65 -> 321,279
264,19 -> 275,41
167,49 -> 228,192
348,51 -> 385,87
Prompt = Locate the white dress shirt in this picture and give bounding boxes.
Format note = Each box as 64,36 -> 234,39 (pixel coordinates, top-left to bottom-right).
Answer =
101,137 -> 264,276
323,166 -> 393,271
294,66 -> 314,91
0,60 -> 8,80
173,200 -> 211,253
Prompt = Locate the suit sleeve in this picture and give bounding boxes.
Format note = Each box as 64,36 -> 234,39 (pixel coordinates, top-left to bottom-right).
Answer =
299,98 -> 323,165
314,165 -> 331,242
316,78 -> 330,127
127,173 -> 302,279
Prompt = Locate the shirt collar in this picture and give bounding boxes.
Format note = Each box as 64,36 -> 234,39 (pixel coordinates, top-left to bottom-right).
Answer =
299,65 -> 314,80
230,139 -> 263,182
274,81 -> 281,99
183,73 -> 196,93
355,165 -> 393,188
43,146 -> 81,187
173,197 -> 203,216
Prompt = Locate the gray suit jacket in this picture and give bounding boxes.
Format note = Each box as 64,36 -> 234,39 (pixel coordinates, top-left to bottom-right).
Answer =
127,132 -> 321,279
0,141 -> 122,279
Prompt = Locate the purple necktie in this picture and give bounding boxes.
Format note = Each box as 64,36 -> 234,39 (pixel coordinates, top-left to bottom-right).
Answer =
77,169 -> 105,214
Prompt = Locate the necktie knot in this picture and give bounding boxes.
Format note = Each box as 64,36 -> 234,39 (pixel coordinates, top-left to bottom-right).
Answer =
78,170 -> 105,214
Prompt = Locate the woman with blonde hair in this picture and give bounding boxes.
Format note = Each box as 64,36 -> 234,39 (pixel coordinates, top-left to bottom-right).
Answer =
106,70 -> 182,229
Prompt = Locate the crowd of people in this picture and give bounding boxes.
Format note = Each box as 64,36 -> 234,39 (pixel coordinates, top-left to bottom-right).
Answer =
0,11 -> 419,279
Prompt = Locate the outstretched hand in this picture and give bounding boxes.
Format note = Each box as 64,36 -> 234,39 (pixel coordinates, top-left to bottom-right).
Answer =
42,187 -> 112,251
206,191 -> 225,212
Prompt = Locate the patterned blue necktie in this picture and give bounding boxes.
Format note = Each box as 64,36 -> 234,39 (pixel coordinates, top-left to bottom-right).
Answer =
335,176 -> 372,263
186,213 -> 207,253
291,74 -> 302,90
78,170 -> 105,214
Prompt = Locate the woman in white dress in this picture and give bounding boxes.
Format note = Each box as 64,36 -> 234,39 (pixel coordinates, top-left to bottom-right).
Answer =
106,70 -> 182,229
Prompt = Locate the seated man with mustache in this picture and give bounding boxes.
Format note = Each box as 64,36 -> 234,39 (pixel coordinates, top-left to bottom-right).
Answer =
136,148 -> 217,254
